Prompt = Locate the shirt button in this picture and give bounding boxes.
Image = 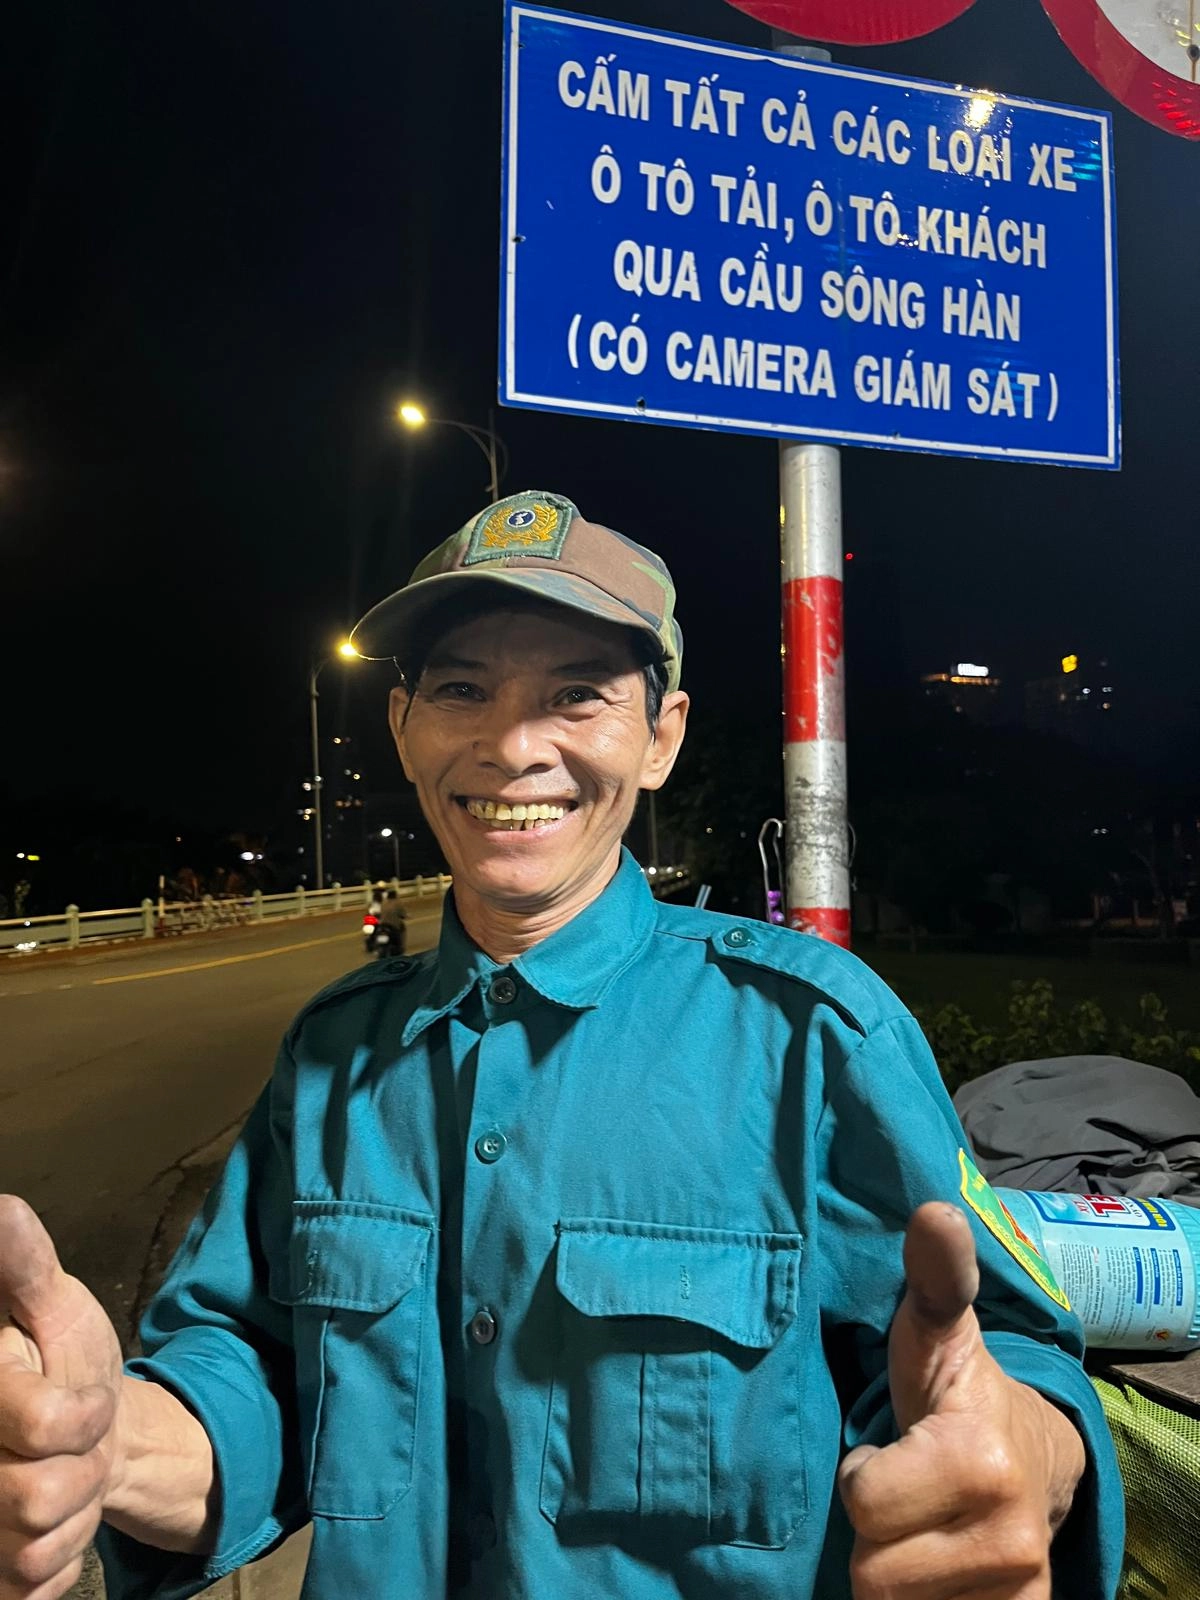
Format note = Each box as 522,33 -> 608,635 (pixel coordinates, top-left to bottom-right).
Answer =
469,1308 -> 498,1346
474,1130 -> 508,1164
724,926 -> 752,948
488,974 -> 518,1005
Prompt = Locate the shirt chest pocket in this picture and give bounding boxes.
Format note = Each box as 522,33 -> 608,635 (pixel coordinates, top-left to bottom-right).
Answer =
540,1219 -> 807,1550
276,1202 -> 434,1520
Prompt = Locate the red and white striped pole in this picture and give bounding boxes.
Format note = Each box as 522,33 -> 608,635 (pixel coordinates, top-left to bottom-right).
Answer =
780,440 -> 850,947
770,33 -> 850,949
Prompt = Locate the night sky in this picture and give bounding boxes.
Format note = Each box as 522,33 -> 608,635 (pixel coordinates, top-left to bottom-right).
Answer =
4,0 -> 1198,848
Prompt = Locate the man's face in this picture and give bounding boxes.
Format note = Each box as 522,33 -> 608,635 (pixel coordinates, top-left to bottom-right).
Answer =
390,606 -> 687,920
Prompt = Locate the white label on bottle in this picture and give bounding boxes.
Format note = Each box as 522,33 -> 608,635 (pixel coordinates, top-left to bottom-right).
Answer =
1028,1193 -> 1178,1232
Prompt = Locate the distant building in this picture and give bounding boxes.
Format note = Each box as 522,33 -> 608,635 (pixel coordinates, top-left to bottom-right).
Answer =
290,732 -> 367,886
1024,655 -> 1116,748
920,662 -> 1004,723
323,733 -> 367,884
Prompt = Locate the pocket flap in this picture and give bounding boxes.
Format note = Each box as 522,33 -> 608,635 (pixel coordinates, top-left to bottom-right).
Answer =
555,1219 -> 802,1349
280,1203 -> 434,1312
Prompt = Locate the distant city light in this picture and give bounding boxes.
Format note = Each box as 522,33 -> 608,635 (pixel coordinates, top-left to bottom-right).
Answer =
380,828 -> 394,838
15,852 -> 24,860
1062,654 -> 1079,674
955,662 -> 990,678
26,854 -> 40,862
240,851 -> 255,862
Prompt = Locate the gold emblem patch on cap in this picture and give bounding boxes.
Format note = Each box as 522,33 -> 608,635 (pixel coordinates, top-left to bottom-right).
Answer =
464,492 -> 574,565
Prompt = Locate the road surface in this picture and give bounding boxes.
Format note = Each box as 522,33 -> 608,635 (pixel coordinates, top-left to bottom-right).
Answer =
0,906 -> 443,1344
2,907 -> 445,1599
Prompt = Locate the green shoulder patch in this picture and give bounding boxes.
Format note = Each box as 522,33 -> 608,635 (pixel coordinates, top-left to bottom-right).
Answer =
958,1147 -> 1071,1312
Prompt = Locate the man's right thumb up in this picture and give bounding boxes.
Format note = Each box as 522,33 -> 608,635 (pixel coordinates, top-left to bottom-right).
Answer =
0,1194 -> 122,1597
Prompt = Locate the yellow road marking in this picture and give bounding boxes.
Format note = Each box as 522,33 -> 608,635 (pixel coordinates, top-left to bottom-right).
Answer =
93,933 -> 354,986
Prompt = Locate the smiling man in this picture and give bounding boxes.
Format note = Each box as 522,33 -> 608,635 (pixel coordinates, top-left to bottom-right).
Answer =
0,491 -> 1123,1600
387,600 -> 685,959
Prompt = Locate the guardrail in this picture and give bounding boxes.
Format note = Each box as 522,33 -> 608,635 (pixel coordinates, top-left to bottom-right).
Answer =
0,877 -> 451,956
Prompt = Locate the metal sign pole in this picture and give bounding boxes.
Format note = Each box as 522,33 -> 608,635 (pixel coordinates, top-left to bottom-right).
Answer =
773,35 -> 850,948
779,440 -> 850,946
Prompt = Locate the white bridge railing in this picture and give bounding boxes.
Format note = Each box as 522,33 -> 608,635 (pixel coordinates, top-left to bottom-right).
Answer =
0,877 -> 451,956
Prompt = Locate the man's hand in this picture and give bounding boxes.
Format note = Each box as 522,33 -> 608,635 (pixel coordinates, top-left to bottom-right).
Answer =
0,1195 -> 124,1599
839,1202 -> 1087,1600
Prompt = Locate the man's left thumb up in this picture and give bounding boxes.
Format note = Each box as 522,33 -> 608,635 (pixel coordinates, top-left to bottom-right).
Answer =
887,1201 -> 987,1436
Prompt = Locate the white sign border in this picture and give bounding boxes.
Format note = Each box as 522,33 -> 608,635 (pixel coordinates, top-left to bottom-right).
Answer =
501,2 -> 1120,470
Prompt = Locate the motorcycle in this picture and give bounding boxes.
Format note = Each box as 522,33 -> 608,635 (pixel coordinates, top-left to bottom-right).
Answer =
363,907 -> 407,959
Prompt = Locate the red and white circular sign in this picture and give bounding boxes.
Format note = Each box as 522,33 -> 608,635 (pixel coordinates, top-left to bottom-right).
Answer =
720,0 -> 978,46
1040,0 -> 1200,138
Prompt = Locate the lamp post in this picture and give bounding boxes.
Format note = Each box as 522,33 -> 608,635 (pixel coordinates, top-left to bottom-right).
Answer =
379,828 -> 400,878
396,402 -> 508,504
308,641 -> 360,891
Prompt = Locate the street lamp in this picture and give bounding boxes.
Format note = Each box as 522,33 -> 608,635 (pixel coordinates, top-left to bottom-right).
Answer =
379,827 -> 400,878
308,641 -> 360,891
396,400 -> 508,504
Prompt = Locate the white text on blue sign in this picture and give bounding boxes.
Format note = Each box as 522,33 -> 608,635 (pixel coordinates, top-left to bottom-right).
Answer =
500,5 -> 1119,468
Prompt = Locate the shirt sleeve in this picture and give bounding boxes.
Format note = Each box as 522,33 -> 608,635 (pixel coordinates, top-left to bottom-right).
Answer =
95,1070 -> 306,1600
813,1011 -> 1125,1600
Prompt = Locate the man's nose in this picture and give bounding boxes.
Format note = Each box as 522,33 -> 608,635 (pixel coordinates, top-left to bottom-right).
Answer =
474,702 -> 557,776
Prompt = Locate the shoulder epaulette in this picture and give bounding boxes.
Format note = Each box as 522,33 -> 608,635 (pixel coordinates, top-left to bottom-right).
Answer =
655,901 -> 908,1038
288,949 -> 433,1033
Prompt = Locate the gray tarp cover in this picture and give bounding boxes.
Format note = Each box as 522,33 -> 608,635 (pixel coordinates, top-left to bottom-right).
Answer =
953,1056 -> 1200,1202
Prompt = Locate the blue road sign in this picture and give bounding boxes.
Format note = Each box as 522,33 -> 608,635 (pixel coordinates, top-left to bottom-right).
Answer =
500,3 -> 1120,468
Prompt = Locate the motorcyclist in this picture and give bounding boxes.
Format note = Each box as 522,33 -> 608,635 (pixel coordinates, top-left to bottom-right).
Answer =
372,890 -> 408,958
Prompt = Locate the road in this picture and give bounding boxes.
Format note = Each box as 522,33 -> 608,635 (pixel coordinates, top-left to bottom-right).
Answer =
0,906 -> 443,1347
3,906 -> 448,1600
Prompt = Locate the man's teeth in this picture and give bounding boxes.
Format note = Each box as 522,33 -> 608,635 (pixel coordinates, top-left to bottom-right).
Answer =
464,800 -> 568,829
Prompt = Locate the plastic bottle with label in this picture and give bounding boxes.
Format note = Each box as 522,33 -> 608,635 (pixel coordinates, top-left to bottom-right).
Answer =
996,1189 -> 1200,1352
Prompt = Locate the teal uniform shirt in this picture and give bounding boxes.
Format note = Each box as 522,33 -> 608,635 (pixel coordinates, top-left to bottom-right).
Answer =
98,850 -> 1123,1599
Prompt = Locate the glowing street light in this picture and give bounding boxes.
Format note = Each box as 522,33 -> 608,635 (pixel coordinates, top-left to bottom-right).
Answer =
378,827 -> 400,877
337,640 -> 360,660
395,399 -> 507,503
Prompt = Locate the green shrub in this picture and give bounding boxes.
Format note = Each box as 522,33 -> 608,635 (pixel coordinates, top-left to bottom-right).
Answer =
913,980 -> 1200,1096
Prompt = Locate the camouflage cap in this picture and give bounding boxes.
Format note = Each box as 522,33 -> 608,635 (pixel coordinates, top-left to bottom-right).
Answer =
350,490 -> 683,691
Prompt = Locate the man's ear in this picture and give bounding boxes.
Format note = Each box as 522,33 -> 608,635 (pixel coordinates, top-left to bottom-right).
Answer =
640,690 -> 689,793
388,685 -> 416,782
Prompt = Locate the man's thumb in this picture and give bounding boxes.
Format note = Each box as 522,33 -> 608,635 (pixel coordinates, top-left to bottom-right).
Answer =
888,1201 -> 983,1435
0,1195 -> 72,1343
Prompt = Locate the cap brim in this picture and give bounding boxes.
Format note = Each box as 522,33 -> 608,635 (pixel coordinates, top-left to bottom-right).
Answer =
350,567 -> 668,670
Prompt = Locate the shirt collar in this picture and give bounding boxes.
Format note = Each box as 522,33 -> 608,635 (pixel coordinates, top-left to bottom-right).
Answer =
401,848 -> 656,1046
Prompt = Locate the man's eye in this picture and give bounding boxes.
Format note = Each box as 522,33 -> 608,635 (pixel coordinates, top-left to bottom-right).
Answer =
557,686 -> 602,706
433,681 -> 484,701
